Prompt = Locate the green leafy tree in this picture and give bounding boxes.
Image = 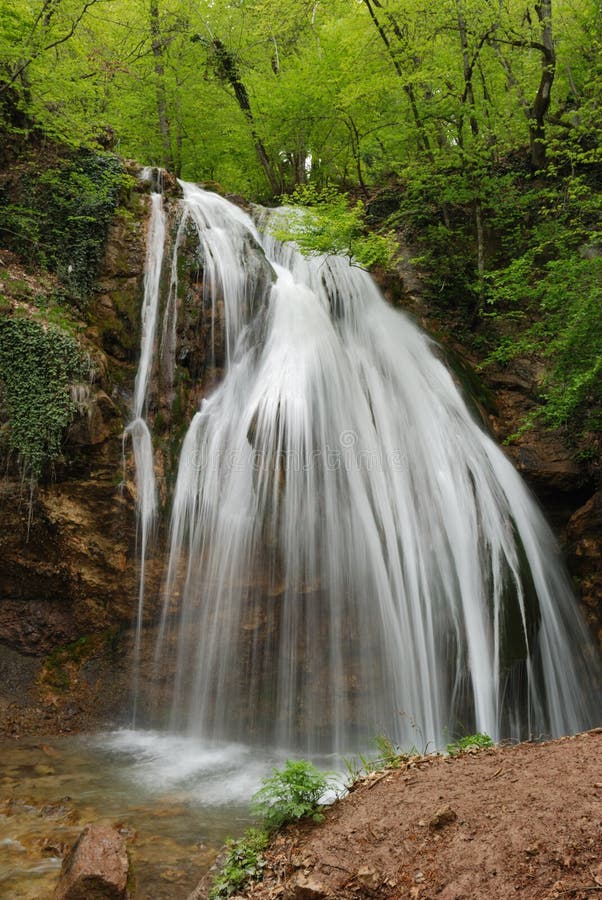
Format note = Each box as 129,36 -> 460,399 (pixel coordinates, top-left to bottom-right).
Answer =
270,183 -> 398,269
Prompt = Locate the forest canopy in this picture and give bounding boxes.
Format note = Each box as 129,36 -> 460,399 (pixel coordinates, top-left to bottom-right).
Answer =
0,0 -> 600,440
0,0 -> 599,193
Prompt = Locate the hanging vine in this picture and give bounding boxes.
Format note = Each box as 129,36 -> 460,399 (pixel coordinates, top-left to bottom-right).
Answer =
0,317 -> 86,479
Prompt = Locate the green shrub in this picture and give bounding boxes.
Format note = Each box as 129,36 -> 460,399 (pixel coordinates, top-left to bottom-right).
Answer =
210,760 -> 334,897
250,759 -> 333,830
484,172 -> 602,439
270,184 -> 398,270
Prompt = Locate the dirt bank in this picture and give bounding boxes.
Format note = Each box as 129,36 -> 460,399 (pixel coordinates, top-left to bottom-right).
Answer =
242,729 -> 602,900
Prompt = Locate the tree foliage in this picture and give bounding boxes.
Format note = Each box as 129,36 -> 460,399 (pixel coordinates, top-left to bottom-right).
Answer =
270,184 -> 399,269
0,0 -> 600,437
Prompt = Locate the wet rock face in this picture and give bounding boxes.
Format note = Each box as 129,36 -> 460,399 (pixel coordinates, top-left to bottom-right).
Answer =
567,492 -> 602,646
54,824 -> 130,900
486,369 -> 600,645
0,178 -> 155,658
0,181 -> 151,730
488,369 -> 591,523
0,476 -> 135,654
0,323 -> 140,658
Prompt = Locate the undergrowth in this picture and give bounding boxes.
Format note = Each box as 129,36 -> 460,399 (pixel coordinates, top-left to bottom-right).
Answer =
343,733 -> 420,785
209,760 -> 333,899
209,827 -> 269,899
446,732 -> 494,756
0,150 -> 127,299
210,732 -> 497,897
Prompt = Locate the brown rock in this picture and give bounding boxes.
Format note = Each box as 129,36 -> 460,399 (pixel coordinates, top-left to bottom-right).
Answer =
357,864 -> 380,889
67,390 -> 119,446
429,805 -> 457,829
288,871 -> 329,899
54,824 -> 129,899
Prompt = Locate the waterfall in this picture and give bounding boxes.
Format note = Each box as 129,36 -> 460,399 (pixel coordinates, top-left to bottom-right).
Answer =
143,182 -> 598,754
126,179 -> 165,721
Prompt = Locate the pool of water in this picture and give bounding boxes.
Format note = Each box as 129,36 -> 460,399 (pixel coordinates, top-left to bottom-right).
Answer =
0,730 -> 293,899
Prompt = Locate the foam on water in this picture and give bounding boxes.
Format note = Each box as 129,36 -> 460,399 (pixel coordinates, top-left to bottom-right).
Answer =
99,729 -> 285,805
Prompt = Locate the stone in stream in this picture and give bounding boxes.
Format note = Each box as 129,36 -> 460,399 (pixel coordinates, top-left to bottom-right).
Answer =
54,823 -> 130,899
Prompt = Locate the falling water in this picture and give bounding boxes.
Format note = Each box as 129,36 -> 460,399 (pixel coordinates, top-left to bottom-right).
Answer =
126,176 -> 165,720
145,183 -> 598,754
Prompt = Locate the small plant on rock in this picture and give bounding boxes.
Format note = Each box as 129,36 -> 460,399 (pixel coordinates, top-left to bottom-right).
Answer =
210,760 -> 334,897
344,733 -> 419,787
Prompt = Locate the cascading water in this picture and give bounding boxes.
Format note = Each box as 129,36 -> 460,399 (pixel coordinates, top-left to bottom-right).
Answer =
126,171 -> 165,719
140,182 -> 598,755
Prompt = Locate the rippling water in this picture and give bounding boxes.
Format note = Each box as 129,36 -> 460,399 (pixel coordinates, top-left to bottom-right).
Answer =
0,730 -> 292,898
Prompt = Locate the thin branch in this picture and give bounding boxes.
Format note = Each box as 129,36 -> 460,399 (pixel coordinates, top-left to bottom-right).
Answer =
460,27 -> 496,105
489,36 -> 547,53
1,0 -> 112,94
491,42 -> 530,113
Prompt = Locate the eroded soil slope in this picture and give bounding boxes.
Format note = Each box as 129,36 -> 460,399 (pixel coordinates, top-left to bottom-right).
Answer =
244,729 -> 602,900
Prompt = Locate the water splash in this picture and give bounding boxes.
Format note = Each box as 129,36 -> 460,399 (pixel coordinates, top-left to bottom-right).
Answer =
148,184 -> 599,754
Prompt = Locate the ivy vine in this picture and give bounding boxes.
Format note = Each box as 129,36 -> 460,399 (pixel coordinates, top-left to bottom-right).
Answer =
0,317 -> 86,478
0,150 -> 126,298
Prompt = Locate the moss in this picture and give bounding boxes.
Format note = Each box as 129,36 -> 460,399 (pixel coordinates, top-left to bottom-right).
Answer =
103,626 -> 127,662
40,636 -> 94,691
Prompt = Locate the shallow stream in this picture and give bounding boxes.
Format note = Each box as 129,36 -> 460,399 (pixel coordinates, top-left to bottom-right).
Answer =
0,730 -> 288,898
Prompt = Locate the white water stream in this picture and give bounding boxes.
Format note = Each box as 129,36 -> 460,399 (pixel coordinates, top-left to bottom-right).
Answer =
125,177 -> 165,719
132,181 -> 598,755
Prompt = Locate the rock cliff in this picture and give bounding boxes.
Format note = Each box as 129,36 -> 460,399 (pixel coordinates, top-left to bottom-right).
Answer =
0,154 -> 599,737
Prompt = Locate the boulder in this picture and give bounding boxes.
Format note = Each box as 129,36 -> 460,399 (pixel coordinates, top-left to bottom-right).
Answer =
54,824 -> 130,900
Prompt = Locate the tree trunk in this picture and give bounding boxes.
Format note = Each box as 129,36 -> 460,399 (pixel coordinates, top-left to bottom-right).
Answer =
474,196 -> 485,317
362,0 -> 434,160
210,39 -> 282,195
455,0 -> 479,140
150,0 -> 174,172
529,0 -> 555,170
